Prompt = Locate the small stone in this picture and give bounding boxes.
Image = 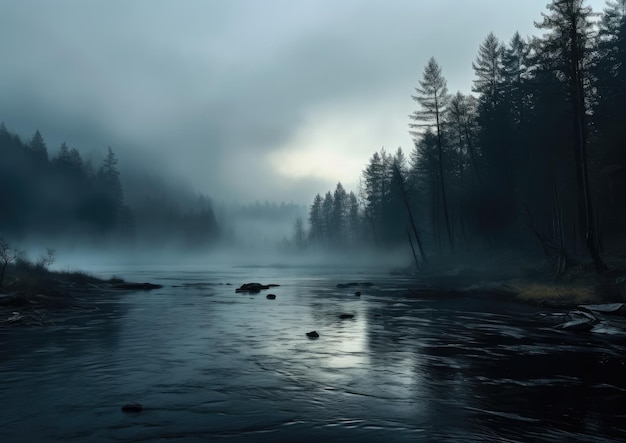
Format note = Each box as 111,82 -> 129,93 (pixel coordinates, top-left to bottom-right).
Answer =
306,331 -> 319,338
339,314 -> 354,319
121,402 -> 143,412
266,294 -> 276,299
355,291 -> 361,296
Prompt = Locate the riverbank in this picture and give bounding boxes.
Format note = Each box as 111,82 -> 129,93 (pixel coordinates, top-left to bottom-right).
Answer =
2,253 -> 626,328
402,253 -> 626,308
0,264 -> 162,327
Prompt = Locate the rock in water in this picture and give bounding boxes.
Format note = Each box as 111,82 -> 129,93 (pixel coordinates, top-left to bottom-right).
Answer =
355,291 -> 361,296
114,283 -> 162,290
236,283 -> 280,293
306,331 -> 319,338
266,294 -> 276,299
121,402 -> 143,412
339,314 -> 354,319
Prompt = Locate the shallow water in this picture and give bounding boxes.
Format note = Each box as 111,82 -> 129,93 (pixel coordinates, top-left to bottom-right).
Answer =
1,265 -> 625,442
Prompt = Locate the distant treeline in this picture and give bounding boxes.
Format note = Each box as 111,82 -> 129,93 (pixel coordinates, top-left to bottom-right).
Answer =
0,124 -> 219,249
299,0 -> 626,274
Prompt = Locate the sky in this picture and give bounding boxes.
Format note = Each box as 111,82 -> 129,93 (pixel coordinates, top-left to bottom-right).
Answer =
0,0 -> 608,205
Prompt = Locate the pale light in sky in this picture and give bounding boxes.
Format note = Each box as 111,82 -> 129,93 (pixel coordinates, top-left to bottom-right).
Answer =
0,0 -> 608,204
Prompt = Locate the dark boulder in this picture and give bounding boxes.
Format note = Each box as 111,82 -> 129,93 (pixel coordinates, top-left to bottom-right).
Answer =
236,283 -> 280,293
266,294 -> 276,300
306,330 -> 319,338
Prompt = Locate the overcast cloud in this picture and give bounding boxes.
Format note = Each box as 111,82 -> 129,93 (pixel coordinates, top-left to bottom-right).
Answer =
0,0 -> 607,204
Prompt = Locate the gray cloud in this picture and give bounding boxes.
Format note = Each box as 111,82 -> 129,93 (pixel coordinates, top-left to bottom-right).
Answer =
0,0 -> 607,204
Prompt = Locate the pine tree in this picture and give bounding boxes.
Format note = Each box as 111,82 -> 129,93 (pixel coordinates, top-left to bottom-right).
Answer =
410,57 -> 454,253
536,0 -> 607,272
502,32 -> 531,128
473,33 -> 505,111
346,191 -> 360,248
293,217 -> 306,250
321,191 -> 334,248
594,0 -> 626,222
332,182 -> 347,246
28,130 -> 49,163
308,193 -> 324,246
98,146 -> 124,208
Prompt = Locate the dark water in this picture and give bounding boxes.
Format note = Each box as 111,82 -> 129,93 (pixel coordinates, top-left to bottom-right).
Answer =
1,265 -> 625,442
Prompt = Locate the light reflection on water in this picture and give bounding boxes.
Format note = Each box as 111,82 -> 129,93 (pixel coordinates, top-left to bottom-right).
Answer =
1,265 -> 625,442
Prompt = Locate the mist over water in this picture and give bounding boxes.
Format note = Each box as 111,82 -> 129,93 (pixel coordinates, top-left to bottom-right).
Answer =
38,229 -> 413,275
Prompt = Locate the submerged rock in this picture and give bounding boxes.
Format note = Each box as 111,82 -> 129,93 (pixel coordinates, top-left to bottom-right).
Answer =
121,402 -> 143,412
339,314 -> 354,319
306,330 -> 319,338
336,282 -> 373,289
266,294 -> 276,300
355,291 -> 361,296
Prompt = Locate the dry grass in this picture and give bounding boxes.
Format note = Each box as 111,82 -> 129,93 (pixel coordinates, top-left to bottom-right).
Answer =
513,282 -> 600,307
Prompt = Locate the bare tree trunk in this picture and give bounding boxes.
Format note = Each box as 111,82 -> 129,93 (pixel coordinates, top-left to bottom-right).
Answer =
432,178 -> 441,253
435,108 -> 455,253
569,22 -> 607,274
366,211 -> 379,250
553,185 -> 569,281
0,262 -> 7,288
464,122 -> 482,186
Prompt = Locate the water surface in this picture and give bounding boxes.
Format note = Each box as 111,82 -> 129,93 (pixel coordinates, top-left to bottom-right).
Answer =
1,265 -> 625,442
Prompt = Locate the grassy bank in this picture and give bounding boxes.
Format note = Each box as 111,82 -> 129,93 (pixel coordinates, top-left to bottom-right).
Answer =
409,254 -> 626,309
512,282 -> 599,307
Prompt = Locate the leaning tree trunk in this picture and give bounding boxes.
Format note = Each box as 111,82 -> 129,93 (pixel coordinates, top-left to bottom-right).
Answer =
407,228 -> 420,271
393,163 -> 427,264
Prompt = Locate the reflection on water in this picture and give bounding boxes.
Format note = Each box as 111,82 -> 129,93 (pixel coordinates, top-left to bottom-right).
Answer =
1,265 -> 625,442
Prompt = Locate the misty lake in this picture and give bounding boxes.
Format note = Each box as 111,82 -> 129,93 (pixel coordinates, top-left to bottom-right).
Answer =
1,264 -> 625,442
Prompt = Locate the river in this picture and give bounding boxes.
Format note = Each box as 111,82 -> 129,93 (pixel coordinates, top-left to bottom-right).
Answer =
1,264 -> 625,442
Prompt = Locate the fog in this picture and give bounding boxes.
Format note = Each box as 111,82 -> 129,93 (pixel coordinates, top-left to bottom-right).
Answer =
3,3 -> 626,442
1,0 -> 620,278
0,0 -> 606,205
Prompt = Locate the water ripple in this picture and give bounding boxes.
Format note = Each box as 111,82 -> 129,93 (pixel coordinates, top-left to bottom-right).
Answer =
1,266 -> 625,442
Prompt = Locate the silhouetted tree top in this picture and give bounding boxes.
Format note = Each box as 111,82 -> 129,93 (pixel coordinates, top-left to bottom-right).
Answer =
472,32 -> 505,110
28,129 -> 48,162
98,146 -> 123,206
409,57 -> 449,133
